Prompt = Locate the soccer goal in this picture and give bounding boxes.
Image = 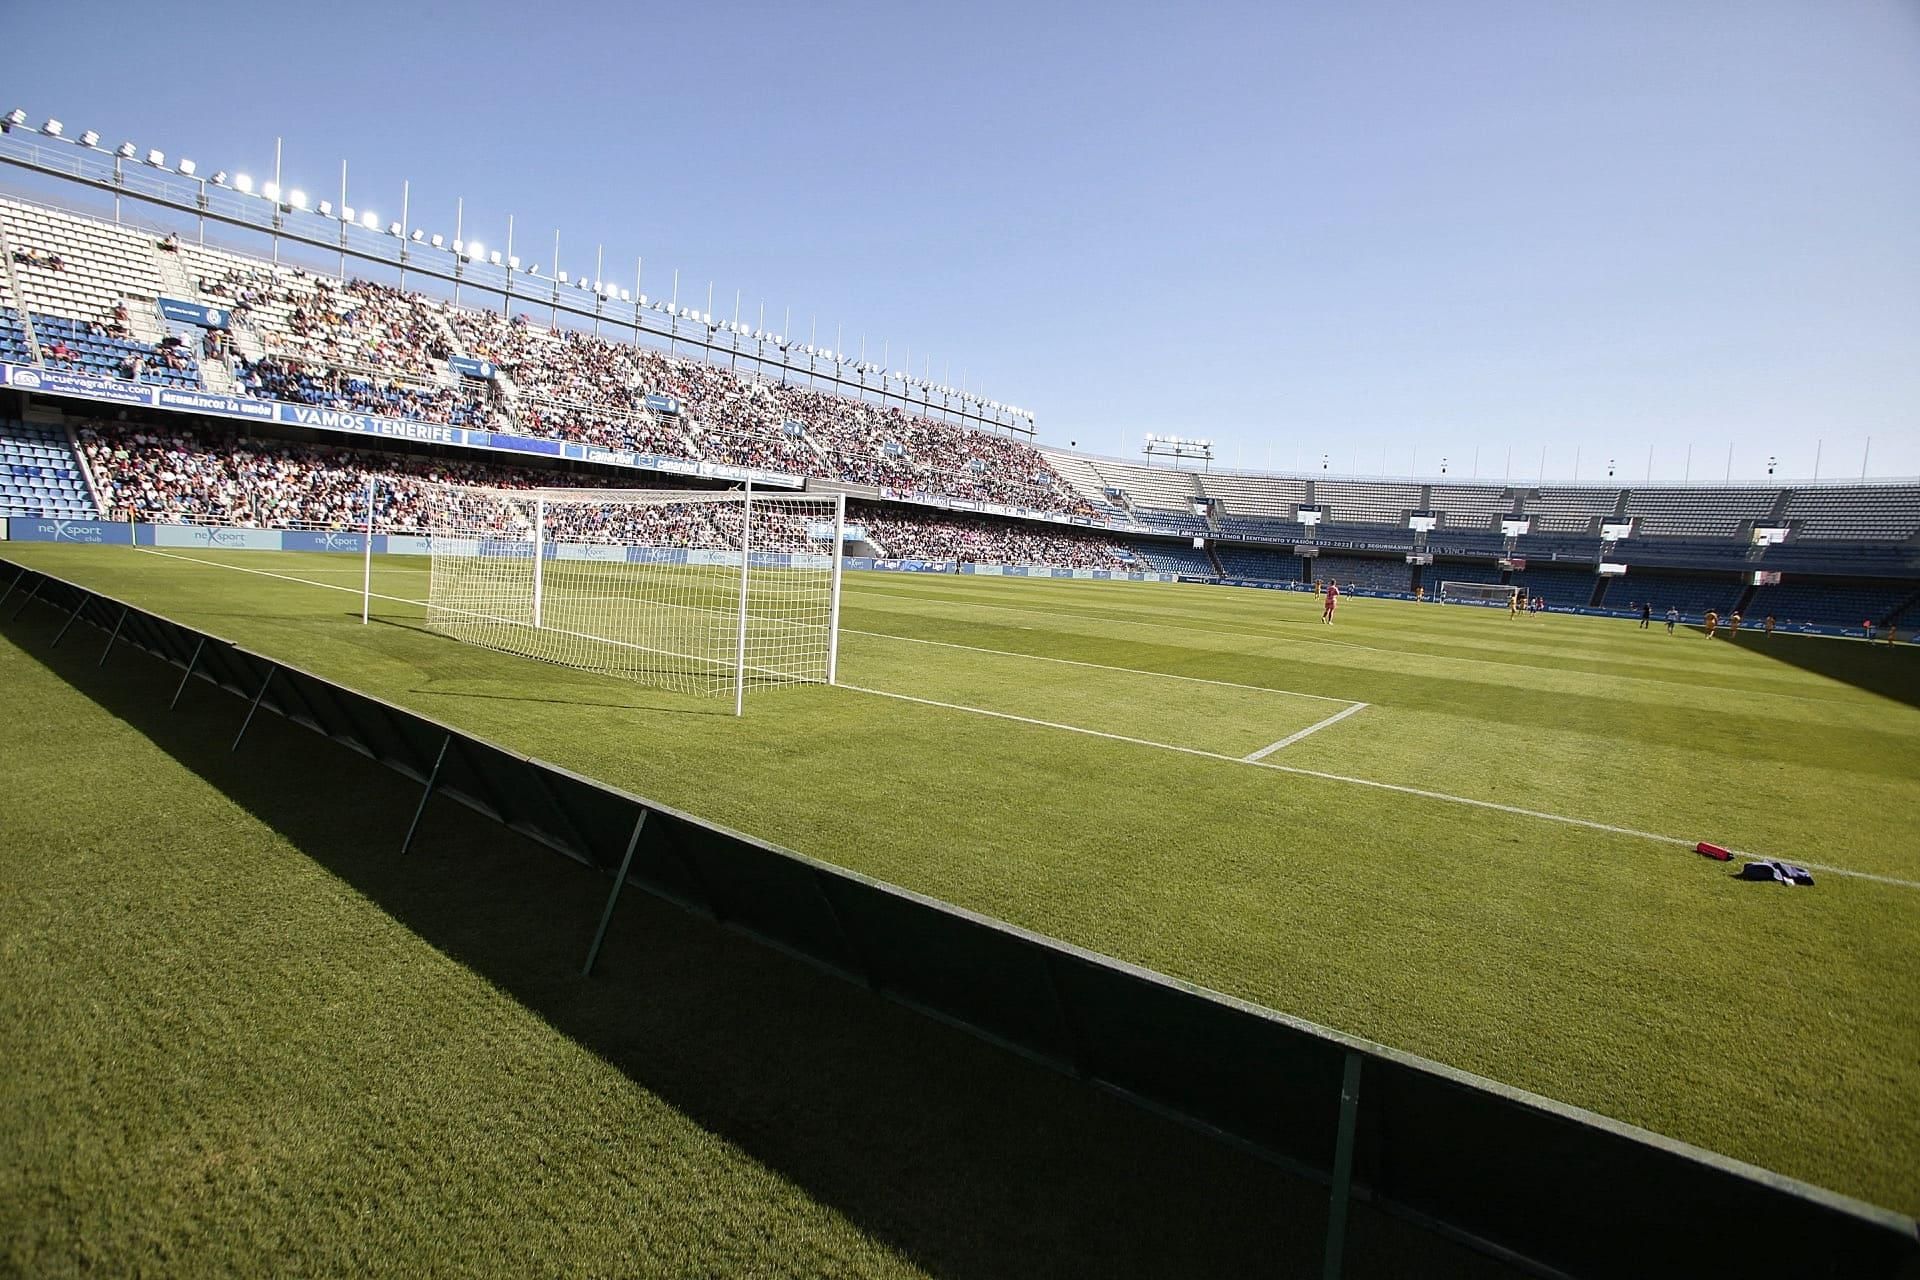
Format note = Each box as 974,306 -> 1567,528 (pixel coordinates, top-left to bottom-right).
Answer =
420,482 -> 844,714
1437,581 -> 1520,607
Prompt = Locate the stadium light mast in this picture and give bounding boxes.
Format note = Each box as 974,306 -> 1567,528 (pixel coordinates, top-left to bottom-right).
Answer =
1144,434 -> 1213,471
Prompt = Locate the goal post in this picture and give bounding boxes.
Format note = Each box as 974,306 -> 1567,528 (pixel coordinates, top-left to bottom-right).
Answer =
1437,581 -> 1521,607
421,482 -> 844,713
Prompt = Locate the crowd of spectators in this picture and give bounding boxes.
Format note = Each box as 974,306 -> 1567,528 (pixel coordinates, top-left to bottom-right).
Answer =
77,419 -> 599,531
858,512 -> 1136,568
73,419 -> 1132,567
237,356 -> 492,428
448,307 -> 1087,513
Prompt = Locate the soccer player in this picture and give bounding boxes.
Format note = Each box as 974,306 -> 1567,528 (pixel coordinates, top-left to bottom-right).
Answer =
1322,580 -> 1339,625
1889,624 -> 1901,648
1665,607 -> 1679,634
1728,611 -> 1742,638
1704,609 -> 1719,638
1639,601 -> 1652,630
1764,614 -> 1775,637
1509,592 -> 1522,620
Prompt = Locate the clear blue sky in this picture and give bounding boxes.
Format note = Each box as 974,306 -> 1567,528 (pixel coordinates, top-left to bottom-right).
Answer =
7,0 -> 1917,482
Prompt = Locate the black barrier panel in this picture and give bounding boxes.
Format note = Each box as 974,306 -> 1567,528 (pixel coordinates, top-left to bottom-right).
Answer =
1358,1055 -> 1919,1278
540,764 -> 659,874
1052,951 -> 1350,1172
671,822 -> 865,979
5,558 -> 1916,1278
622,809 -> 724,915
820,875 -> 1078,1070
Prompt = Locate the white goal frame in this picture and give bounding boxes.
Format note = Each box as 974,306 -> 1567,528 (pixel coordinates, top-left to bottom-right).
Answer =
1437,581 -> 1521,607
418,481 -> 845,715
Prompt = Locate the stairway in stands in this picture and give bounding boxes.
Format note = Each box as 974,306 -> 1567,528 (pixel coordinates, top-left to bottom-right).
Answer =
0,416 -> 97,517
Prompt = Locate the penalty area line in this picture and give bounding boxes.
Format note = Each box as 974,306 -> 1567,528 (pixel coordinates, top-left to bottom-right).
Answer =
838,682 -> 1920,893
1243,702 -> 1369,761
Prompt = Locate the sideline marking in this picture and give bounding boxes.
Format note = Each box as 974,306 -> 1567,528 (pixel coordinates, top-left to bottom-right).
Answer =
1243,702 -> 1370,760
112,547 -> 1919,892
846,627 -> 1361,705
838,683 -> 1919,892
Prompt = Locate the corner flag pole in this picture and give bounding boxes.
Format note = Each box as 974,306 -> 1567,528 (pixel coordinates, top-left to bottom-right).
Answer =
734,482 -> 752,717
361,477 -> 374,624
827,491 -> 844,685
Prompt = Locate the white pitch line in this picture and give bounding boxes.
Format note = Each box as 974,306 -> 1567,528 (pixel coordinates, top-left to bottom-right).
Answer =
840,682 -> 1920,892
845,627 -> 1361,705
113,547 -> 1920,892
1243,702 -> 1370,761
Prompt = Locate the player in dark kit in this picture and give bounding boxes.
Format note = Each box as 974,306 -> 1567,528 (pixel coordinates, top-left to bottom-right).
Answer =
1639,601 -> 1652,629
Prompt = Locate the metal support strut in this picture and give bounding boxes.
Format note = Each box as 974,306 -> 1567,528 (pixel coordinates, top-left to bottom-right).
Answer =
0,565 -> 24,610
51,591 -> 91,647
231,663 -> 276,752
1322,1051 -> 1365,1280
170,637 -> 206,710
97,605 -> 128,666
399,735 -> 451,855
7,576 -> 41,621
581,809 -> 649,977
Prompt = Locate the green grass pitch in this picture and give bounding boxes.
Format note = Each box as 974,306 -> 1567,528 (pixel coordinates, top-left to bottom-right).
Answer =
3,542 -> 1917,1269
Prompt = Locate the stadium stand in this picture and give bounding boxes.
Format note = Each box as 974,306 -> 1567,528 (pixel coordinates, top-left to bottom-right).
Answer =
1624,487 -> 1777,538
1746,581 -> 1918,630
1215,514 -> 1307,543
0,417 -> 93,516
1201,471 -> 1310,518
1615,573 -> 1747,620
1313,479 -> 1421,525
1130,542 -> 1214,575
1525,487 -> 1619,533
5,199 -> 1920,629
1781,484 -> 1920,541
856,511 -> 1134,568
1214,546 -> 1306,582
1429,484 -> 1510,529
1511,565 -> 1600,608
1312,552 -> 1411,594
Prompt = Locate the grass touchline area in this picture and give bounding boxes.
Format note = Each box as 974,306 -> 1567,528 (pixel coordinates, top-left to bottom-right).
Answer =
4,543 -> 1916,1220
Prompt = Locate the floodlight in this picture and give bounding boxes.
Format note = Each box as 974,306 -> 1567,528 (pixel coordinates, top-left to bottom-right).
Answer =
116,141 -> 136,158
489,251 -> 502,266
451,238 -> 463,253
637,294 -> 648,306
233,173 -> 253,193
2,109 -> 24,129
557,270 -> 569,283
177,158 -> 195,176
317,200 -> 333,217
388,222 -> 402,237
618,288 -> 629,301
42,119 -> 63,137
338,204 -> 352,222
591,279 -> 602,291
209,171 -> 227,187
261,181 -> 280,201
430,233 -> 443,248
286,189 -> 307,210
468,242 -> 483,260
145,149 -> 165,167
361,211 -> 379,230
79,130 -> 99,148
411,229 -> 424,242
508,255 -> 520,270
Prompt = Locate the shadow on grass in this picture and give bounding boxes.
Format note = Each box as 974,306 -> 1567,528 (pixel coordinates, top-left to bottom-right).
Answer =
1727,630 -> 1920,710
3,603 -> 1512,1280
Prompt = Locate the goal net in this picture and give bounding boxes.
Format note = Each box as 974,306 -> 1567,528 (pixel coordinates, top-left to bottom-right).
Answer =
421,482 -> 844,713
1437,581 -> 1520,607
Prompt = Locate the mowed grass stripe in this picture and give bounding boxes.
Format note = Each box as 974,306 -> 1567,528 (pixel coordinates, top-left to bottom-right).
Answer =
6,543 -> 1919,1216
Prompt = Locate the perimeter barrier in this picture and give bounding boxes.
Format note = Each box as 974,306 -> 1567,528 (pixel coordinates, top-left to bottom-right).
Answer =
2,556 -> 1914,1279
